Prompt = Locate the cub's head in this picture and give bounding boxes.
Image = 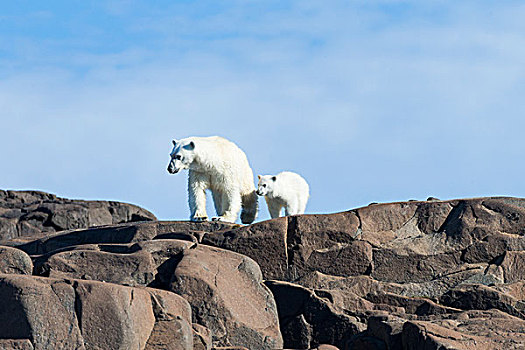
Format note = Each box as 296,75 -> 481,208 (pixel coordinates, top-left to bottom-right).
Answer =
256,175 -> 277,196
167,139 -> 196,174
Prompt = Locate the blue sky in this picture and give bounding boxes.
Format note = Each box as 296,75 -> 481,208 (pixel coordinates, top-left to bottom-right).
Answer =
1,1 -> 524,222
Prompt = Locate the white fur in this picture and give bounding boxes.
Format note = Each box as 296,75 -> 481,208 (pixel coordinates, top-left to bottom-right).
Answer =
168,136 -> 258,224
257,171 -> 309,218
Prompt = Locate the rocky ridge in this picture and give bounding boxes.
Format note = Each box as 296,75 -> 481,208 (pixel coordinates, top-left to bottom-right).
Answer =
0,191 -> 524,349
0,190 -> 157,241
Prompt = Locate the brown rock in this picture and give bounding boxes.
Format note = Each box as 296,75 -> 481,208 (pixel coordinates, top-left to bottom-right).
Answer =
193,323 -> 212,350
357,201 -> 418,236
0,246 -> 32,275
315,345 -> 340,350
73,279 -> 156,349
3,195 -> 525,349
11,220 -> 235,256
265,280 -> 360,350
145,318 -> 193,350
170,244 -> 283,349
440,284 -> 524,318
0,339 -> 34,350
286,213 -> 361,279
202,217 -> 289,280
371,249 -> 462,283
42,246 -> 157,286
401,310 -> 525,350
500,251 -> 525,283
301,240 -> 372,278
0,189 -> 156,241
146,289 -> 195,350
0,274 -> 194,350
0,274 -> 85,349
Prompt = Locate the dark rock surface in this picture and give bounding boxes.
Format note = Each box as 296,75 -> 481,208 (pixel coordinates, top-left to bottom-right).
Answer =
0,190 -> 157,241
0,194 -> 524,349
201,197 -> 525,349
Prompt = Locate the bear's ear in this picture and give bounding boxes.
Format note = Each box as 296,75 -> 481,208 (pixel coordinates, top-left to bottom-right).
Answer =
183,141 -> 195,151
271,176 -> 276,181
172,139 -> 178,146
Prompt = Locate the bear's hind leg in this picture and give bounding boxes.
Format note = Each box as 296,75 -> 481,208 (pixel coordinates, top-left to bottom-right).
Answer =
212,190 -> 224,217
284,198 -> 301,216
212,188 -> 241,223
240,190 -> 258,224
267,199 -> 283,219
297,195 -> 308,215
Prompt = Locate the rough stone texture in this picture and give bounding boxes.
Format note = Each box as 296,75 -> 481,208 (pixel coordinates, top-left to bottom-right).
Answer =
0,245 -> 33,275
200,197 -> 525,349
0,274 -> 193,350
265,280 -> 361,350
0,190 -> 157,241
0,274 -> 85,349
401,310 -> 525,350
145,289 -> 194,350
33,239 -> 283,350
171,244 -> 283,349
1,195 -> 525,349
0,339 -> 34,350
74,280 -> 156,350
201,217 -> 289,280
6,220 -> 236,256
193,323 -> 213,350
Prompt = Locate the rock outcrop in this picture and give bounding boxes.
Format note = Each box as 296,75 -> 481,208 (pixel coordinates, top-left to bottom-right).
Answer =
200,197 -> 525,349
0,193 -> 524,349
0,190 -> 157,241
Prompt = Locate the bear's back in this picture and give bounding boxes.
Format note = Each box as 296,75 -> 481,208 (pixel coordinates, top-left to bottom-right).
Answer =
277,171 -> 309,193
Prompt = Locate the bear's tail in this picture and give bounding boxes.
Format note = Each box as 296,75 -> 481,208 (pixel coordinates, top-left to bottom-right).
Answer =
240,190 -> 258,224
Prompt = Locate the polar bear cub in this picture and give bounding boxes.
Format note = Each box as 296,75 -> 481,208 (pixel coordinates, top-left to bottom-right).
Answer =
167,136 -> 258,224
256,171 -> 309,218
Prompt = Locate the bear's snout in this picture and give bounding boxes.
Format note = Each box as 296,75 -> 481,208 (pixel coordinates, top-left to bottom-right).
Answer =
167,164 -> 179,174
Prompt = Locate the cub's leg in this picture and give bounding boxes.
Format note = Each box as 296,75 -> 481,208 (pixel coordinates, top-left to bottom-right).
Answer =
284,196 -> 302,216
297,194 -> 308,215
188,171 -> 209,221
266,197 -> 283,219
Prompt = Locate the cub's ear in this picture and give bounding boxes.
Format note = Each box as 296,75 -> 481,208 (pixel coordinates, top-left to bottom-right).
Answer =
183,141 -> 195,150
271,176 -> 276,181
172,139 -> 178,146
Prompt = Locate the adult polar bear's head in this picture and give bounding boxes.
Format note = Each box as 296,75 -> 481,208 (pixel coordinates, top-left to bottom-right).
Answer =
167,139 -> 196,174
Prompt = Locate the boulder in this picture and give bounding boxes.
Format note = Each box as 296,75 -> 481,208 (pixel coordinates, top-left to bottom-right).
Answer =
0,246 -> 32,275
170,244 -> 283,349
0,274 -> 193,350
36,239 -> 283,349
265,280 -> 361,349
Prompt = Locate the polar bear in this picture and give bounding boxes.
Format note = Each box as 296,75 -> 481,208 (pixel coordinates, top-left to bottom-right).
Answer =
256,171 -> 309,218
167,136 -> 258,224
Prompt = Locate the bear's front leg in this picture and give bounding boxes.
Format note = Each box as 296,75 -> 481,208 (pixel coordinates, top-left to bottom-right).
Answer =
212,188 -> 241,223
188,171 -> 208,222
